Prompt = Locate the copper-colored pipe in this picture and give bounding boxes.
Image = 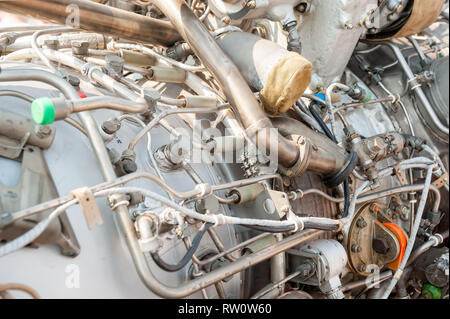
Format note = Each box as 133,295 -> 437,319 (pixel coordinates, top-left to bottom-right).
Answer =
0,283 -> 40,299
0,0 -> 181,47
152,0 -> 300,168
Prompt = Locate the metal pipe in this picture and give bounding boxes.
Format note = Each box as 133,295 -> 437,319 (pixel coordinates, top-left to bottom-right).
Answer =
334,97 -> 395,112
270,233 -> 286,297
251,270 -> 302,299
381,164 -> 434,299
407,36 -> 430,65
195,233 -> 271,267
347,230 -> 449,296
407,230 -> 449,265
207,228 -> 236,262
152,0 -> 300,169
271,117 -> 349,178
295,184 -> 441,212
113,225 -> 323,298
0,0 -> 181,47
53,96 -> 149,116
341,271 -> 393,293
380,42 -> 448,135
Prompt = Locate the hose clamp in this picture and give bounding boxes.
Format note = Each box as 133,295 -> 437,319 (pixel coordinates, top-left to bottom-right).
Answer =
279,135 -> 312,177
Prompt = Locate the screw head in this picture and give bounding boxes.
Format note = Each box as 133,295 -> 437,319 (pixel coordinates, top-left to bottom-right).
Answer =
356,218 -> 367,228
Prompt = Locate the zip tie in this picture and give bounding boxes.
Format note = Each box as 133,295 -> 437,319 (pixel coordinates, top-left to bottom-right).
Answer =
296,189 -> 304,199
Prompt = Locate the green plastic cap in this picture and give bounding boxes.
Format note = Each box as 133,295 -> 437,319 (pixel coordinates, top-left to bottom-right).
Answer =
422,284 -> 442,299
31,97 -> 55,125
360,89 -> 372,104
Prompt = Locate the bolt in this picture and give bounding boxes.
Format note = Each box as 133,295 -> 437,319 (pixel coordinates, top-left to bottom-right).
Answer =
247,0 -> 256,9
43,39 -> 59,50
367,137 -> 384,153
281,205 -> 290,213
221,16 -> 231,25
358,264 -> 367,272
122,159 -> 137,174
67,75 -> 81,88
372,237 -> 390,255
351,244 -> 362,253
35,125 -> 52,138
387,13 -> 397,21
344,20 -> 354,30
337,233 -> 344,242
387,0 -> 403,13
105,54 -> 125,75
370,203 -> 380,214
102,119 -> 121,135
356,218 -> 367,228
71,40 -> 89,56
298,136 -> 306,145
295,2 -> 308,13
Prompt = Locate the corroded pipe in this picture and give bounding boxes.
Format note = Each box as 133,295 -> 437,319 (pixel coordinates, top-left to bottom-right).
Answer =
0,0 -> 181,47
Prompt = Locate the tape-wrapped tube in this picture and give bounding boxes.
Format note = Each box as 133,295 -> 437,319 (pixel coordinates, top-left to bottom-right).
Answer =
217,32 -> 312,115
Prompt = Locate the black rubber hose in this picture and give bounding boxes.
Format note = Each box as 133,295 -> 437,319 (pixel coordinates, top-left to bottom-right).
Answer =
308,102 -> 351,217
151,223 -> 213,272
343,178 -> 350,218
309,104 -> 338,143
244,221 -> 339,233
243,224 -> 294,233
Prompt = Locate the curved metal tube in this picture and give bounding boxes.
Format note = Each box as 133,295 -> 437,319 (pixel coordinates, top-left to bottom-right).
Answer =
380,42 -> 448,136
0,0 -> 181,47
152,0 -> 300,169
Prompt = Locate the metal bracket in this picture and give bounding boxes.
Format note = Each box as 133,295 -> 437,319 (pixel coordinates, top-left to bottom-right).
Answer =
0,132 -> 30,159
0,145 -> 80,257
432,173 -> 449,189
71,187 -> 103,230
